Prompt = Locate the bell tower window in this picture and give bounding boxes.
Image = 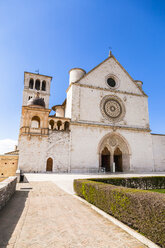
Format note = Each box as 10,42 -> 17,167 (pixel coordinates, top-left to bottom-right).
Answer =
29,78 -> 34,89
35,79 -> 40,90
42,80 -> 46,91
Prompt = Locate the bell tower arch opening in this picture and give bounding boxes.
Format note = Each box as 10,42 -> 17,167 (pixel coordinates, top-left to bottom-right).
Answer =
98,133 -> 130,172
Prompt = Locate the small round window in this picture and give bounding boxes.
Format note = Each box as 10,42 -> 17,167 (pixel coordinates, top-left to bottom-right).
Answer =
107,78 -> 116,88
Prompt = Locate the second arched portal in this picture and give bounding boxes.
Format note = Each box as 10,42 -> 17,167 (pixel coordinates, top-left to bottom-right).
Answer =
99,133 -> 130,172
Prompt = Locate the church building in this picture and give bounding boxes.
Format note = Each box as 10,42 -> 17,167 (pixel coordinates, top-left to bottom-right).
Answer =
18,53 -> 165,173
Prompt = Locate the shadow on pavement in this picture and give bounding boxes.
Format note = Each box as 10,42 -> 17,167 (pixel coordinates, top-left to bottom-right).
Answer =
0,188 -> 29,247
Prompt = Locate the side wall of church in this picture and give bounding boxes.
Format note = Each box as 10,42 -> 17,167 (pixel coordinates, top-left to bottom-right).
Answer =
152,134 -> 165,171
46,131 -> 70,172
70,124 -> 154,172
18,131 -> 70,173
18,136 -> 49,172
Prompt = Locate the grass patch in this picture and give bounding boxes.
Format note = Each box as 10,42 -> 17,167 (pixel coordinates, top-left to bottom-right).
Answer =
148,188 -> 165,194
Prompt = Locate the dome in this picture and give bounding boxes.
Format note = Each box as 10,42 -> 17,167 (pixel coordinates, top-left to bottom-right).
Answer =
27,95 -> 45,108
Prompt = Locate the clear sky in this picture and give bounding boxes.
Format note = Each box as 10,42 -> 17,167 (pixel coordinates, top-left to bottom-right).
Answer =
0,0 -> 165,153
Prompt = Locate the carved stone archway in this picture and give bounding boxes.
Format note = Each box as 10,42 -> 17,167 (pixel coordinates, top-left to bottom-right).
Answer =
98,133 -> 131,172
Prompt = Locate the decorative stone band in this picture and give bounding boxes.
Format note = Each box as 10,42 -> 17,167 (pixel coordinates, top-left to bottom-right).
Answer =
100,95 -> 126,123
70,121 -> 151,133
66,82 -> 148,98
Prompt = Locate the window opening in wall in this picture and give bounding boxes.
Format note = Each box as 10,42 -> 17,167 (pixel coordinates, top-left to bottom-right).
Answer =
64,121 -> 69,131
29,78 -> 34,89
42,80 -> 46,91
49,120 -> 55,130
107,78 -> 116,88
31,116 -> 40,128
28,96 -> 32,100
57,121 -> 62,130
35,79 -> 40,90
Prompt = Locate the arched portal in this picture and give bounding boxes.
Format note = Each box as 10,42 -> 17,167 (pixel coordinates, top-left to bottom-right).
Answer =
46,158 -> 53,172
98,133 -> 131,172
114,147 -> 122,172
101,147 -> 110,172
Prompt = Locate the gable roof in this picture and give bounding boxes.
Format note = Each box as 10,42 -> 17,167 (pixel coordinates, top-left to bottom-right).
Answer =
74,53 -> 147,96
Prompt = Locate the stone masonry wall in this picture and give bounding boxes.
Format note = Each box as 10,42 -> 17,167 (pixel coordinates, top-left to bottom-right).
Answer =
0,155 -> 18,178
152,134 -> 165,171
0,177 -> 17,211
46,130 -> 70,172
18,130 -> 70,173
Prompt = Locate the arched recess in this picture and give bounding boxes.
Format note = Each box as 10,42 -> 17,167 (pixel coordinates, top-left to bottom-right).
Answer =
46,158 -> 53,172
31,116 -> 40,128
49,120 -> 54,130
101,147 -> 111,172
64,121 -> 69,131
98,132 -> 131,172
57,121 -> 62,130
114,147 -> 122,172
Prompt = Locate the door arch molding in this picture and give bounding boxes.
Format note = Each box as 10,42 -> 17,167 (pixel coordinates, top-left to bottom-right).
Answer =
98,132 -> 131,172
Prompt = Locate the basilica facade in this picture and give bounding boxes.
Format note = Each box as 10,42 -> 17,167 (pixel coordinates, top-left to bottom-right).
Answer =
18,53 -> 165,173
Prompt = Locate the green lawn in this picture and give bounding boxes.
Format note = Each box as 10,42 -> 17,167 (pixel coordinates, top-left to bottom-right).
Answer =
148,189 -> 165,194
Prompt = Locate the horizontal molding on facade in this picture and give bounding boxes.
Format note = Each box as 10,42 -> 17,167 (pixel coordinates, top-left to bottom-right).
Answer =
70,121 -> 151,133
67,82 -> 148,98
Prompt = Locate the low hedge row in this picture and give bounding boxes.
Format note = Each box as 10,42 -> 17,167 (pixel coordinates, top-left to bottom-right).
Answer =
90,176 -> 165,190
74,179 -> 165,247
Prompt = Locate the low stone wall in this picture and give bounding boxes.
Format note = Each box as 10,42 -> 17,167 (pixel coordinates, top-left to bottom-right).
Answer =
0,176 -> 17,211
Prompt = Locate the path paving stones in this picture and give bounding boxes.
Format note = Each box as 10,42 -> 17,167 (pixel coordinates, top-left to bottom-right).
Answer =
0,182 -> 147,248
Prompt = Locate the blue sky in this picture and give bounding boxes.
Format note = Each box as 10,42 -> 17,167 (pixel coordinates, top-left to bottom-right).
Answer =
0,0 -> 165,153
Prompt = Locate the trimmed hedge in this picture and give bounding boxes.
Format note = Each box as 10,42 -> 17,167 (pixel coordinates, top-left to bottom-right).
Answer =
90,176 -> 165,190
74,178 -> 165,247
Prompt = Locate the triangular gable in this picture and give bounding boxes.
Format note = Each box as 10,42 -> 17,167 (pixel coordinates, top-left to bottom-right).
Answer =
74,54 -> 146,96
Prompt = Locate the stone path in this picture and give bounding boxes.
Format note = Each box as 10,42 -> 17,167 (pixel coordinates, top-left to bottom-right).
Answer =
24,172 -> 165,195
0,181 -> 147,248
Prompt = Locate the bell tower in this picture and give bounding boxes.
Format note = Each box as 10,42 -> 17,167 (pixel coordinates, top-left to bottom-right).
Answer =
22,72 -> 52,109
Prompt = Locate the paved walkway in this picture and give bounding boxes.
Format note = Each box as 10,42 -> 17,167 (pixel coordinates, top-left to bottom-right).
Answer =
0,181 -> 147,248
25,172 -> 165,194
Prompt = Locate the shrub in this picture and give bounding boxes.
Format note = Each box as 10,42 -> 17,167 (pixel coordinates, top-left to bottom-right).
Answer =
90,176 -> 165,190
74,179 -> 165,247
